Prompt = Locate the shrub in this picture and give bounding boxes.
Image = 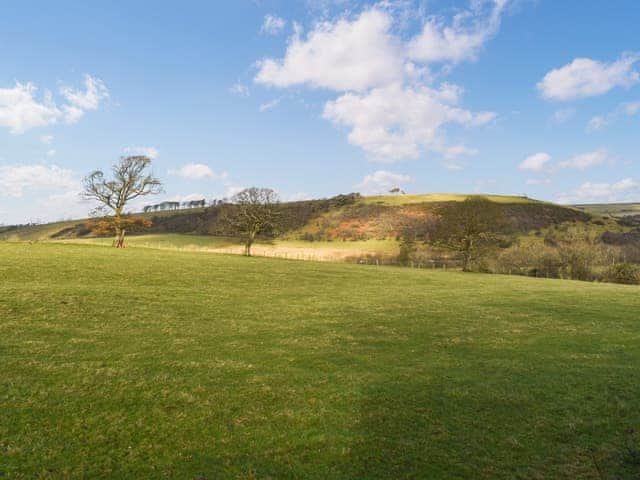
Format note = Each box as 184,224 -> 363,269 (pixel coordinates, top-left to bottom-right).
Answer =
603,263 -> 640,285
495,243 -> 562,278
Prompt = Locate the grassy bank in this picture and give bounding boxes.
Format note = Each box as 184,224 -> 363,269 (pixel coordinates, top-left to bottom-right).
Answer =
1,243 -> 639,478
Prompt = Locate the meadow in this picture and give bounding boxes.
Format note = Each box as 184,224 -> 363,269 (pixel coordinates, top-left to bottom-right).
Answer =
1,242 -> 640,478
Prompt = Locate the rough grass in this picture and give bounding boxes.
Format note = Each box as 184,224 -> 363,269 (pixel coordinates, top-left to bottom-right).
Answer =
58,235 -> 399,261
1,243 -> 640,479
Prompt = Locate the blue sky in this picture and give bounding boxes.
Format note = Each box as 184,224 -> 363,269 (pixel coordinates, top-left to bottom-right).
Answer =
0,0 -> 639,224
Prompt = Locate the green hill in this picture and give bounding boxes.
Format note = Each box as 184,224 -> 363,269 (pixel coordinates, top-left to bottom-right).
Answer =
2,193 -> 638,281
1,242 -> 639,478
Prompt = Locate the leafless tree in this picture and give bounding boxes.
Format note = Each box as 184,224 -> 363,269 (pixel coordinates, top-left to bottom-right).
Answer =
226,187 -> 279,256
83,156 -> 162,247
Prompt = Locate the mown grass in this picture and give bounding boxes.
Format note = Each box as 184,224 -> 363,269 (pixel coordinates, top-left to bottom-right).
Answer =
1,243 -> 640,479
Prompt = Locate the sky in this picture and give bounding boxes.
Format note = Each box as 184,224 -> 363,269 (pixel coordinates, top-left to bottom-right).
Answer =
0,0 -> 639,224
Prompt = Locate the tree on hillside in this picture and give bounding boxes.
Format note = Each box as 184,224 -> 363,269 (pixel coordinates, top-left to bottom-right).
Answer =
224,187 -> 279,256
432,197 -> 509,271
83,156 -> 162,248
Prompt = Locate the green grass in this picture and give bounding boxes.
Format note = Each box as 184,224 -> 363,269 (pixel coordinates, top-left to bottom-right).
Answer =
1,243 -> 640,479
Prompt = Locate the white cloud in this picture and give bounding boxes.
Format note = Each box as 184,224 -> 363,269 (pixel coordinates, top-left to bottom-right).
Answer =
519,152 -> 551,172
60,75 -> 109,123
0,83 -> 60,134
259,98 -> 281,112
229,83 -> 250,97
587,99 -> 640,131
169,163 -> 227,180
0,75 -> 108,134
46,149 -> 56,157
407,0 -> 510,64
586,115 -> 609,132
253,2 -> 506,162
323,83 -> 495,161
558,149 -> 608,170
0,164 -> 78,197
551,108 -> 574,124
355,170 -> 411,194
262,14 -> 286,35
40,134 -> 54,144
557,178 -> 640,204
123,146 -> 159,159
537,53 -> 640,101
255,8 -> 405,92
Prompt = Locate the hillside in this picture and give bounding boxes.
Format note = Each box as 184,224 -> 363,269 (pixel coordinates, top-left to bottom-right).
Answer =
0,193 -> 589,243
2,193 -> 639,278
2,242 -> 639,478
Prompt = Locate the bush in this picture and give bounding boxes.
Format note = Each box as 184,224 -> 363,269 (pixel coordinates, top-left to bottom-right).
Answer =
603,263 -> 640,285
495,243 -> 562,278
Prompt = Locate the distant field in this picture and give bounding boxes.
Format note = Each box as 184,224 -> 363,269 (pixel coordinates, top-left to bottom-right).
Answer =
573,203 -> 640,217
59,234 -> 399,262
361,193 -> 538,206
1,243 -> 639,478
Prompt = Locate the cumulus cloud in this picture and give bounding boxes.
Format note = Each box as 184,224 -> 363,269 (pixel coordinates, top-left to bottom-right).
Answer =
60,75 -> 109,123
355,170 -> 411,194
557,178 -> 640,204
323,83 -> 495,161
254,2 -> 505,163
169,163 -> 227,180
537,53 -> 640,101
0,75 -> 108,134
123,146 -> 159,159
256,9 -> 404,92
261,14 -> 286,35
558,149 -> 608,170
519,152 -> 551,172
407,0 -> 510,64
0,83 -> 60,134
0,164 -> 78,197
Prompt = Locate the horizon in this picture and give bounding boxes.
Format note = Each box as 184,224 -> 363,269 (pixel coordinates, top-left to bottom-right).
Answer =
1,0 -> 639,225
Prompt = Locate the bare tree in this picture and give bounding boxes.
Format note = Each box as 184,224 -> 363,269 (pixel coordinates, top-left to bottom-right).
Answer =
226,187 -> 279,256
83,156 -> 162,247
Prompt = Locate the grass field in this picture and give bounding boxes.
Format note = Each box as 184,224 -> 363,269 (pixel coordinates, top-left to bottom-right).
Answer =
361,193 -> 538,206
573,203 -> 640,217
1,243 -> 640,478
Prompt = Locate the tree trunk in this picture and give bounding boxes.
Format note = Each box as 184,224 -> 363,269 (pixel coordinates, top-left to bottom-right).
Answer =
245,231 -> 256,256
113,208 -> 123,248
116,229 -> 126,248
